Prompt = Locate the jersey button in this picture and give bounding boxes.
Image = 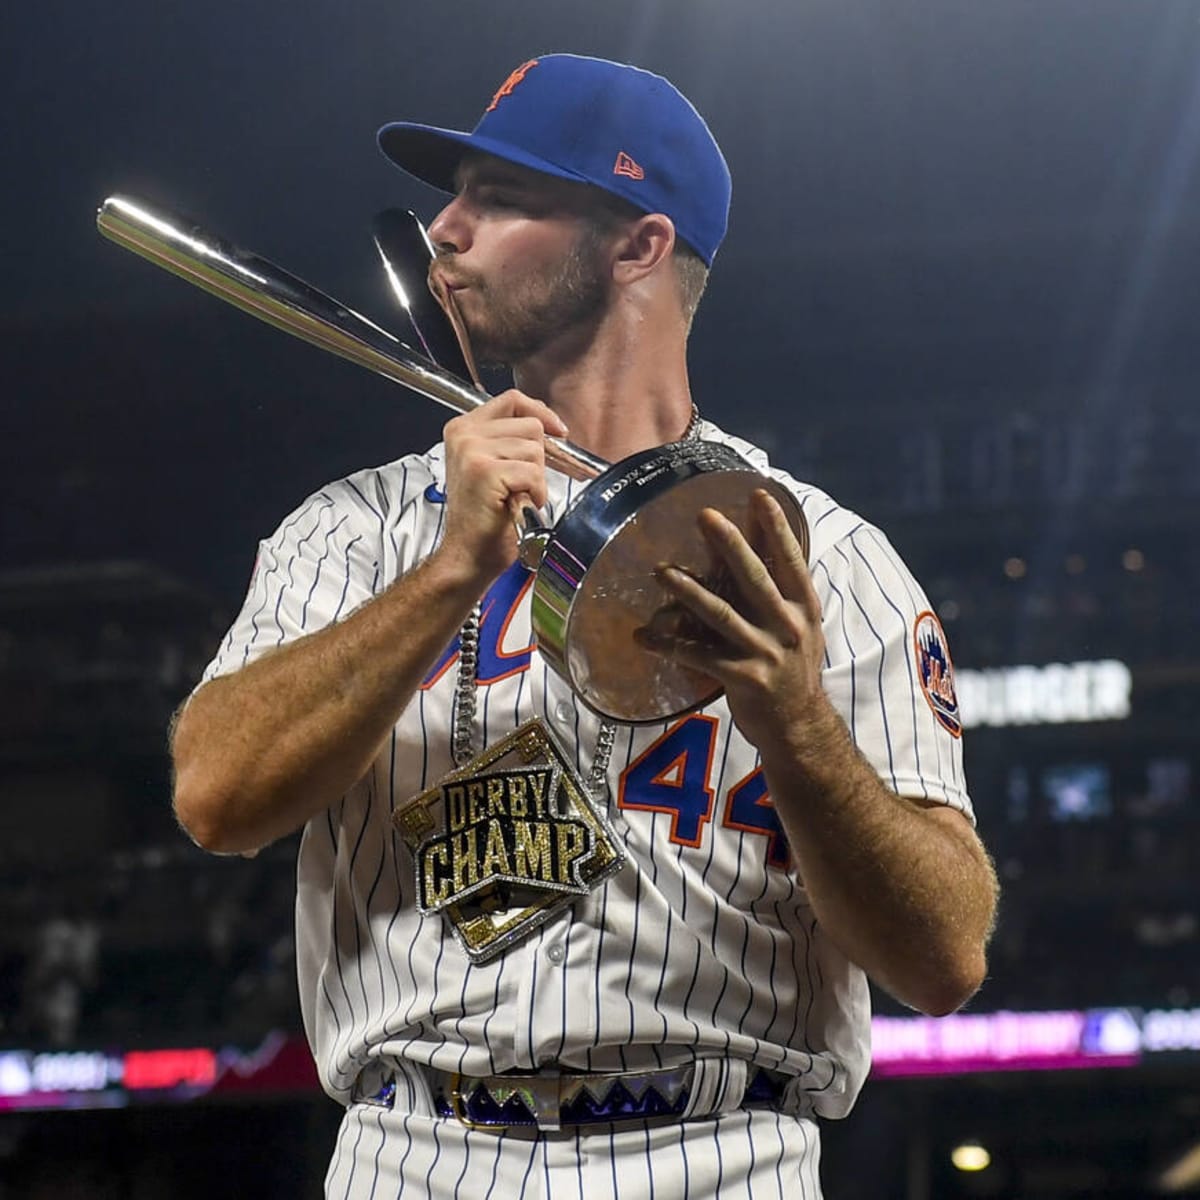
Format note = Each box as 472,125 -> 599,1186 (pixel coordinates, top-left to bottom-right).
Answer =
554,700 -> 573,724
545,943 -> 565,964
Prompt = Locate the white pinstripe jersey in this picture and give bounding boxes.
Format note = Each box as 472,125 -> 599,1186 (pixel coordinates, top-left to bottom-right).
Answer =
201,419 -> 973,1121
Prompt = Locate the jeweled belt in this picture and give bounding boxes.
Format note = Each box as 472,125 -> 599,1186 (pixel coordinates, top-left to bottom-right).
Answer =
355,1062 -> 789,1131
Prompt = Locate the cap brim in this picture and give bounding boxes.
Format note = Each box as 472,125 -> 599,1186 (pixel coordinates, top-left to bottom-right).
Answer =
378,121 -> 592,194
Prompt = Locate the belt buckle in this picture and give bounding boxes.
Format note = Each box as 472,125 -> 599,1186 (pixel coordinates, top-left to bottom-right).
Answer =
449,1071 -> 563,1132
446,1065 -> 698,1131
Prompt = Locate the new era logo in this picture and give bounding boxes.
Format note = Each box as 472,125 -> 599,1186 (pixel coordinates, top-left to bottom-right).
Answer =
613,151 -> 645,180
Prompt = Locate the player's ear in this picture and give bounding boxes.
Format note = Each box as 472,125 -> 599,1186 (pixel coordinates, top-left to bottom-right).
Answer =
611,213 -> 676,286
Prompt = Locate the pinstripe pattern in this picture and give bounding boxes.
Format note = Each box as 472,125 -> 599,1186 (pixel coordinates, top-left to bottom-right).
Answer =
324,1103 -> 823,1200
202,423 -> 973,1197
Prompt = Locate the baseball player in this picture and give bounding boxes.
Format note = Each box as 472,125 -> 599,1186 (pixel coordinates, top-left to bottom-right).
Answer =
171,54 -> 997,1197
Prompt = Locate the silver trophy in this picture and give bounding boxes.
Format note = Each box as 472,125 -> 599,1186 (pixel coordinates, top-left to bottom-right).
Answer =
96,195 -> 808,723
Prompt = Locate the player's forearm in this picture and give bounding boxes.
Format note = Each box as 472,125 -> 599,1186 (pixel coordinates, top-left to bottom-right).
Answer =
761,698 -> 997,1016
171,549 -> 487,855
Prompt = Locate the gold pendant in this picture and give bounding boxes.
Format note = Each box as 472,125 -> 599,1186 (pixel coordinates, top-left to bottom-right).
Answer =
393,720 -> 625,962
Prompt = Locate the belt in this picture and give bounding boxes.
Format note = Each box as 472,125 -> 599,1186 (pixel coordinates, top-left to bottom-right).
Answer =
354,1061 -> 790,1132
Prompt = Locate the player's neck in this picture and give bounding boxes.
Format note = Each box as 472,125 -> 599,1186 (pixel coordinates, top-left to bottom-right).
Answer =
513,309 -> 694,463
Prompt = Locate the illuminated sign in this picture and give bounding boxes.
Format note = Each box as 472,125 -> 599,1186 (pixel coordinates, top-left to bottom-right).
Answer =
956,660 -> 1132,728
0,1035 -> 312,1112
0,1051 -> 119,1100
869,1007 -> 1194,1077
31,1051 -> 115,1092
0,1053 -> 33,1098
123,1048 -> 216,1090
1142,1008 -> 1200,1052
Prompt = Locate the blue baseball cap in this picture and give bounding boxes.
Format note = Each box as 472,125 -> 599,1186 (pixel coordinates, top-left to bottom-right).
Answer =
378,54 -> 731,266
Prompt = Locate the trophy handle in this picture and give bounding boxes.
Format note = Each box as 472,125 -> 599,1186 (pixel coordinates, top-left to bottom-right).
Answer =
96,194 -> 607,483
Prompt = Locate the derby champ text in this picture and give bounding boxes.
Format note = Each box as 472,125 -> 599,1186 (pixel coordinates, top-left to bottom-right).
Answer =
418,767 -> 594,909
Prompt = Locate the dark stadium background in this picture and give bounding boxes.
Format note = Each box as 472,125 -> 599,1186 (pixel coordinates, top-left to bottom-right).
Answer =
3,2 -> 1199,1195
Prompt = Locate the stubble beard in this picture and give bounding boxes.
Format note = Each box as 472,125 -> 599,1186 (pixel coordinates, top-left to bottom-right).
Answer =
456,229 -> 611,369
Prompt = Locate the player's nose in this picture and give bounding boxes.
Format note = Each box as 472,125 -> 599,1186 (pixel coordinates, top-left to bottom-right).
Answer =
427,195 -> 472,255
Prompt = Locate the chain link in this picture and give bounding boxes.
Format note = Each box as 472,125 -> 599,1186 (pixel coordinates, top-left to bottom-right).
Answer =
451,603 -> 481,768
587,718 -> 618,793
453,609 -> 617,793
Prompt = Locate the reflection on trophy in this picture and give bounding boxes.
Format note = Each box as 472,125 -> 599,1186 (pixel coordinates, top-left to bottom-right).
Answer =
96,195 -> 808,723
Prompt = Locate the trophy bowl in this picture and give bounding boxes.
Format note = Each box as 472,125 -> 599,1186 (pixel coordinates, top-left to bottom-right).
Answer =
533,441 -> 807,722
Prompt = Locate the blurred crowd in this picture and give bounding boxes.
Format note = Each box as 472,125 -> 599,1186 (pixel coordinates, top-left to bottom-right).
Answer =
0,842 -> 300,1050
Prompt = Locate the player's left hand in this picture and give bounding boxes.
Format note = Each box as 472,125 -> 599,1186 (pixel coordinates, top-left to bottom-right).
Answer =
634,488 -> 828,747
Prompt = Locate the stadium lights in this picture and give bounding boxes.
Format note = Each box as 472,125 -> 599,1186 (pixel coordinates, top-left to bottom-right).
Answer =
951,1141 -> 992,1172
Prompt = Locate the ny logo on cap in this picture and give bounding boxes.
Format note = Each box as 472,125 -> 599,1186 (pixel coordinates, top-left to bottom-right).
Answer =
487,59 -> 539,112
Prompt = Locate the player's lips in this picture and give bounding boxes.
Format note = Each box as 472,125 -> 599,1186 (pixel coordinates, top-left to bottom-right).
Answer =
429,264 -> 471,292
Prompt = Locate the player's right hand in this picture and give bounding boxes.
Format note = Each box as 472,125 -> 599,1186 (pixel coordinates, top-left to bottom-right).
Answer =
438,389 -> 568,584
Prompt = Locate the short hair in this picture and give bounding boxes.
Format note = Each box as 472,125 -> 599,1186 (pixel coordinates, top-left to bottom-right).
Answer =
671,243 -> 710,331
